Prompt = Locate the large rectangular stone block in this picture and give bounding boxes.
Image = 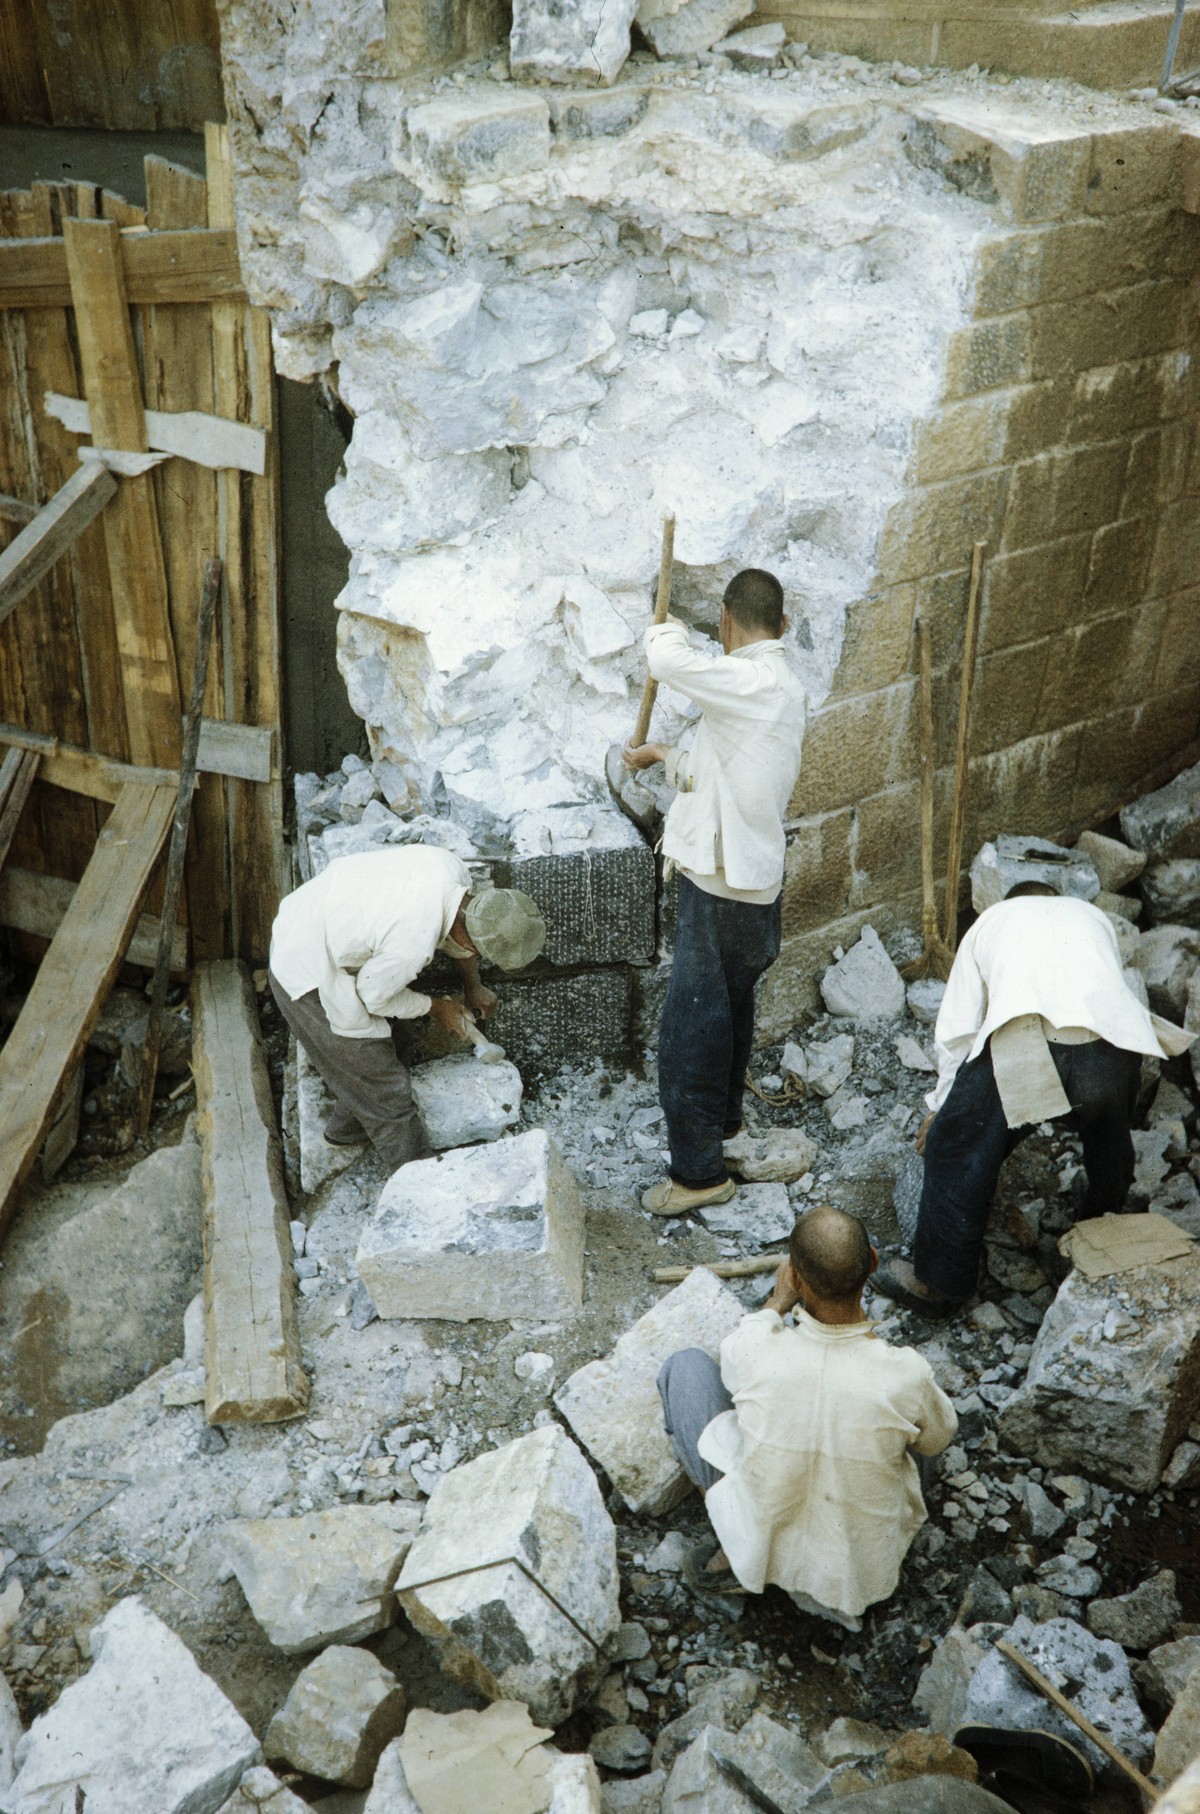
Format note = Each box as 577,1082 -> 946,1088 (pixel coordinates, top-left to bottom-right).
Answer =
1029,281 -> 1186,382
1066,352 -> 1182,447
942,316 -> 1032,399
492,969 -> 633,1065
1085,124 -> 1181,216
826,586 -> 915,698
978,536 -> 1091,653
397,1424 -> 620,1726
913,395 -> 1008,485
555,1267 -> 744,1515
780,807 -> 853,932
970,639 -> 1052,755
493,806 -> 655,969
354,1128 -> 584,1322
1154,592 -> 1200,697
1084,517 -> 1154,618
906,103 -> 1093,224
1002,442 -> 1129,552
877,471 -> 1010,583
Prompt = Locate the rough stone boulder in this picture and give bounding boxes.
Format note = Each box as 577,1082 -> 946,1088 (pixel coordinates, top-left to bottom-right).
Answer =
556,1267 -> 744,1515
1121,761 -> 1200,859
970,835 -> 1099,912
355,1128 -> 584,1322
215,1766 -> 313,1813
264,1645 -> 406,1788
962,1616 -> 1153,1782
1131,924 -> 1200,1017
1143,860 -> 1200,929
820,926 -> 905,1022
222,1502 -> 422,1651
999,1247 -> 1200,1492
722,1129 -> 817,1183
1076,830 -> 1146,894
1087,1570 -> 1180,1650
3,1597 -> 258,1814
1155,1669 -> 1200,1789
397,1423 -> 620,1726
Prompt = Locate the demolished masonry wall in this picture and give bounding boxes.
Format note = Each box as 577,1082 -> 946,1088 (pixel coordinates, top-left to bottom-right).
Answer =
215,1 -> 1200,1030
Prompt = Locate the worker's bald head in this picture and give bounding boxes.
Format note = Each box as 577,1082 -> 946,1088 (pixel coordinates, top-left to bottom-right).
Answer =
789,1205 -> 874,1302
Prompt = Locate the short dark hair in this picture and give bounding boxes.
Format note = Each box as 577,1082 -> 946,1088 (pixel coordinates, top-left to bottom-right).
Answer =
1004,881 -> 1057,900
789,1205 -> 873,1300
723,569 -> 784,637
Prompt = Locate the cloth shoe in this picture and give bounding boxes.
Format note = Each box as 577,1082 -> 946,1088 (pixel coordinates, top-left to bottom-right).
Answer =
641,1177 -> 736,1216
872,1263 -> 962,1323
324,1107 -> 368,1149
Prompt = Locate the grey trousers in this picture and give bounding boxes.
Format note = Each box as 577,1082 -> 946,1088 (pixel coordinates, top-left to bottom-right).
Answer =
657,1348 -> 734,1494
269,972 -> 429,1173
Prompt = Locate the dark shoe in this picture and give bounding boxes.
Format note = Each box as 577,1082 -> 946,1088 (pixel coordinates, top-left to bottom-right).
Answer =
956,1725 -> 1093,1803
873,1264 -> 962,1323
979,1769 -> 1089,1814
324,1125 -> 368,1149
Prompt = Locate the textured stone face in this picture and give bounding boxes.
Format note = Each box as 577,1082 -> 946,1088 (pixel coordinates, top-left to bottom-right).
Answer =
265,1646 -> 407,1788
1121,760 -> 1200,859
3,1597 -> 258,1814
355,1127 -> 585,1321
510,0 -> 639,84
494,808 -> 656,969
222,1503 -> 422,1652
999,1250 -> 1200,1492
969,834 -> 1099,911
397,1423 -> 621,1725
820,926 -> 906,1022
555,1267 -> 744,1514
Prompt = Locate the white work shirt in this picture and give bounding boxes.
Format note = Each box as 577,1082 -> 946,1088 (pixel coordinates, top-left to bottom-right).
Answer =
645,621 -> 806,898
269,846 -> 470,1039
929,895 -> 1195,1112
699,1309 -> 956,1617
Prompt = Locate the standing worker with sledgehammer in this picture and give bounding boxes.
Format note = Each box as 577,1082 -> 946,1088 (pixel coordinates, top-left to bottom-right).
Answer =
624,568 -> 806,1216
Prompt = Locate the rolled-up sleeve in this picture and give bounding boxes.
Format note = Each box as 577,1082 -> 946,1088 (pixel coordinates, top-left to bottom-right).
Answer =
663,743 -> 695,792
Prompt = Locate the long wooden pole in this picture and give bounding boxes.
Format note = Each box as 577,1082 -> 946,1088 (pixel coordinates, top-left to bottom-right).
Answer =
995,1640 -> 1156,1805
630,514 -> 676,749
942,541 -> 986,953
654,1255 -> 782,1284
915,612 -> 938,954
133,557 -> 221,1136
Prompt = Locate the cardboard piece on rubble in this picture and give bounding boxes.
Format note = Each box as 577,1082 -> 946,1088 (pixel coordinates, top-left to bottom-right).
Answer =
400,1702 -> 554,1814
1060,1211 -> 1193,1280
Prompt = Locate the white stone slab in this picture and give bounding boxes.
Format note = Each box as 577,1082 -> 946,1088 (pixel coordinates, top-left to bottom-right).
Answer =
222,1503 -> 422,1652
698,1183 -> 792,1245
355,1128 -> 584,1321
398,1424 -> 620,1726
555,1268 -> 744,1516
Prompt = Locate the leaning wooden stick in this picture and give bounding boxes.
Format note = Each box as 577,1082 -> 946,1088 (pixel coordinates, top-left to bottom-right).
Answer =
942,539 -> 986,954
629,513 -> 676,749
654,1254 -> 783,1284
903,611 -> 954,982
133,555 -> 222,1137
995,1639 -> 1157,1805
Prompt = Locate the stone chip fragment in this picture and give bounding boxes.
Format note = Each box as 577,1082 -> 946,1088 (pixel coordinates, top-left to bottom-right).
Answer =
820,926 -> 905,1022
265,1645 -> 406,1788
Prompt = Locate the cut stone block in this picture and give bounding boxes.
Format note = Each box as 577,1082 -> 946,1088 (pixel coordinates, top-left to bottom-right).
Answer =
1077,829 -> 1146,894
494,808 -> 655,970
970,834 -> 1099,912
698,1183 -> 793,1245
265,1645 -> 405,1788
355,1128 -> 585,1322
1143,859 -> 1200,929
511,0 -> 638,84
222,1503 -> 422,1652
820,926 -> 905,1022
3,1597 -> 257,1814
640,0 -> 755,58
999,1247 -> 1200,1492
1121,761 -> 1200,859
401,93 -> 552,195
555,1267 -> 744,1515
495,970 -> 633,1065
397,1423 -> 620,1726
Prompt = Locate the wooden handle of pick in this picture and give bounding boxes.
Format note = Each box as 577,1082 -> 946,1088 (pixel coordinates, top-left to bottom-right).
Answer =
942,540 -> 986,954
630,514 -> 676,749
995,1640 -> 1157,1804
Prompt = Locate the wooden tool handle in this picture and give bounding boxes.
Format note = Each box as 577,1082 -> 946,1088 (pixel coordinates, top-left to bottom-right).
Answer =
915,612 -> 937,948
942,540 -> 986,953
995,1639 -> 1157,1804
654,1254 -> 783,1283
461,1016 -> 504,1060
630,514 -> 676,750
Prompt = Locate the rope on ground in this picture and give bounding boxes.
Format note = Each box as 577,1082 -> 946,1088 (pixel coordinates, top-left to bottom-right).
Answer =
746,1074 -> 806,1107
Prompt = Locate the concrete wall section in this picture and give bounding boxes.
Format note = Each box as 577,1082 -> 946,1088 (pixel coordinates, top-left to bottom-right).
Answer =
764,104 -> 1200,1032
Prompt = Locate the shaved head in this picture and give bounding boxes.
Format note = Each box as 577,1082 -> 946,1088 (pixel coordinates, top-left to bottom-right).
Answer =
789,1205 -> 874,1301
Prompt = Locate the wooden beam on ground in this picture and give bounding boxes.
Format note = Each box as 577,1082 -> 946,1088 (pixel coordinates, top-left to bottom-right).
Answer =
45,393 -> 266,477
62,216 -> 182,771
0,864 -> 188,972
0,781 -> 175,1236
0,463 -> 117,628
0,229 -> 246,310
192,960 -> 310,1425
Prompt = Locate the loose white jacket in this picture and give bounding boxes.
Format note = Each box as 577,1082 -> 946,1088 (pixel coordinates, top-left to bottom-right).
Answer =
699,1309 -> 956,1616
929,895 -> 1194,1111
645,621 -> 806,896
269,845 -> 470,1039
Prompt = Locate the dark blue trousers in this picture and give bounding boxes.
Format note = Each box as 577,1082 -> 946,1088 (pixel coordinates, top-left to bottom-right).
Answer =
913,1036 -> 1141,1302
659,875 -> 782,1188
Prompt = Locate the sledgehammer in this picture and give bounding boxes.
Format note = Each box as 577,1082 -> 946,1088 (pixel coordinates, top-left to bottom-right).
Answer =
462,1015 -> 506,1064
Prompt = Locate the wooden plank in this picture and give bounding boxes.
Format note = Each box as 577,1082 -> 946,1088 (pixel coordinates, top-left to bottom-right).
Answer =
193,960 -> 310,1425
0,719 -> 271,796
0,0 -> 221,134
62,216 -> 182,770
196,719 -> 274,783
0,229 -> 245,309
0,749 -> 38,872
45,392 -> 266,474
144,158 -> 207,232
207,123 -> 287,961
0,462 -> 117,626
0,781 -> 174,1235
0,864 -> 188,971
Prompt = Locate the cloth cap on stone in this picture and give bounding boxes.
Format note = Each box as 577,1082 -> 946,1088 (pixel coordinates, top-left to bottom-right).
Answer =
464,888 -> 546,971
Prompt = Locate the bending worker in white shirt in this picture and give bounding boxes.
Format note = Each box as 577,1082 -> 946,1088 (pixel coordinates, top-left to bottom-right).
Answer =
623,569 -> 806,1216
268,845 -> 545,1171
874,884 -> 1196,1322
657,1205 -> 957,1625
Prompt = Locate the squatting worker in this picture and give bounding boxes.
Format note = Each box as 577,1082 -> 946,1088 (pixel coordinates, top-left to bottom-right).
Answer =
268,845 -> 546,1171
874,886 -> 1197,1323
623,569 -> 805,1217
656,1206 -> 956,1628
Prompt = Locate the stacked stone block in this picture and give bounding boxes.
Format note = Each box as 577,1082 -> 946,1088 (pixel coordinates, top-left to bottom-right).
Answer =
764,105 -> 1200,1035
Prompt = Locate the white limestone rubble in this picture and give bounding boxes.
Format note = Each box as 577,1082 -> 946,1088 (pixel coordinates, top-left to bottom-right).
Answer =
397,1423 -> 620,1724
264,1645 -> 406,1787
222,1503 -> 422,1652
